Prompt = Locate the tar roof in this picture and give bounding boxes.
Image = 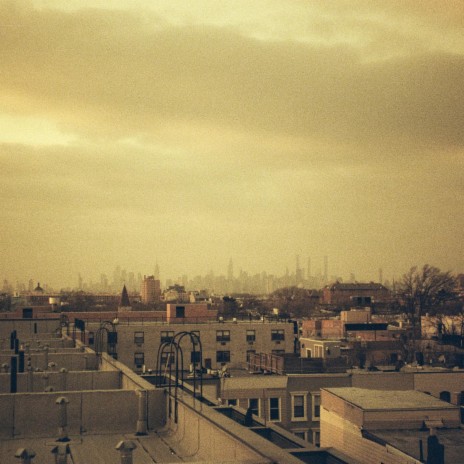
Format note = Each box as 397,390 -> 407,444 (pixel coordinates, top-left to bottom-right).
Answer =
371,428 -> 464,464
324,388 -> 457,410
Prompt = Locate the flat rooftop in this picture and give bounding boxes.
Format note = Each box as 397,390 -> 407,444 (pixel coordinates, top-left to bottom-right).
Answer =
0,432 -> 185,464
369,428 -> 464,464
324,387 -> 457,410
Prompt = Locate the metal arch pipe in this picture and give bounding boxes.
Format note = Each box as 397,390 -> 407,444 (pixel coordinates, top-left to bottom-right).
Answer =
94,326 -> 109,359
174,331 -> 203,400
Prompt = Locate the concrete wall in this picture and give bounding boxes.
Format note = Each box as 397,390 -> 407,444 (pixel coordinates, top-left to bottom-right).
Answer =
413,371 -> 464,398
0,352 -> 98,371
320,407 -> 420,464
0,338 -> 75,350
0,370 -> 121,393
363,408 -> 460,429
166,394 -> 302,463
0,386 -> 166,438
0,319 -> 61,340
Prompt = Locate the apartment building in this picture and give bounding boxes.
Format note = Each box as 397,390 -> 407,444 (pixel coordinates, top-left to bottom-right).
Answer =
87,319 -> 297,373
140,275 -> 161,304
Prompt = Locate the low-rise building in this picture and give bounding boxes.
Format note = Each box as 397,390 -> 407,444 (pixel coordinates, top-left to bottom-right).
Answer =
322,282 -> 391,307
320,387 -> 462,463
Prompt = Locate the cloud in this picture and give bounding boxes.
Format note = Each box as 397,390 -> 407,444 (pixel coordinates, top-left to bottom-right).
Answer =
1,2 -> 463,152
0,1 -> 463,285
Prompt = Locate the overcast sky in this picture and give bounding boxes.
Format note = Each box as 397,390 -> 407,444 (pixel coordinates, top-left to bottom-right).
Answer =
1,0 -> 463,288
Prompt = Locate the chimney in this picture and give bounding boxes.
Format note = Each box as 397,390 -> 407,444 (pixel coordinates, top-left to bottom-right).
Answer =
55,397 -> 70,442
51,444 -> 71,464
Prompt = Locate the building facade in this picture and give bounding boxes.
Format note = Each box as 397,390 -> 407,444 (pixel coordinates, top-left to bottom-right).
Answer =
89,319 -> 297,373
141,275 -> 161,304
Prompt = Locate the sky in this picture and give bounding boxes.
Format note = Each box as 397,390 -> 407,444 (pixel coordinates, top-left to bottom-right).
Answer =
1,0 -> 463,289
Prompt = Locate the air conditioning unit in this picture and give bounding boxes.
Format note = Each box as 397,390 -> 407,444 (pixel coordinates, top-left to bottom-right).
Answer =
221,341 -> 226,346
276,341 -> 281,345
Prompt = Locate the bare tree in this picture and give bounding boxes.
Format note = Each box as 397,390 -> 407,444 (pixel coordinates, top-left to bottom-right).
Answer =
399,265 -> 456,338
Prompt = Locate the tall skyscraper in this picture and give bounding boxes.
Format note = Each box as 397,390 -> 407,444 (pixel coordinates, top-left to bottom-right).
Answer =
141,275 -> 161,304
227,258 -> 234,281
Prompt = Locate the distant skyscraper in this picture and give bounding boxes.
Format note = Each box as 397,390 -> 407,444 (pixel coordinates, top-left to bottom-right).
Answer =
228,258 -> 234,281
141,275 -> 161,304
296,255 -> 303,285
154,262 -> 160,280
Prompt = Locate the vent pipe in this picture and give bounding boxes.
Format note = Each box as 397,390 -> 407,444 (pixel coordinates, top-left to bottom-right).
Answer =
43,346 -> 49,371
27,366 -> 34,392
10,330 -> 17,350
55,396 -> 70,442
15,448 -> 35,463
10,356 -> 17,393
19,350 -> 25,373
136,389 -> 148,435
51,444 -> 71,464
60,368 -> 68,391
115,440 -> 137,464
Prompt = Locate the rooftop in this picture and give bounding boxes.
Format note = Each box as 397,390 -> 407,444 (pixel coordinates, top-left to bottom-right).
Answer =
367,428 -> 464,464
324,387 -> 457,411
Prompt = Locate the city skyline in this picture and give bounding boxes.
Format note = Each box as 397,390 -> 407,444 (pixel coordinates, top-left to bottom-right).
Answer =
0,258 -> 453,294
1,1 -> 463,289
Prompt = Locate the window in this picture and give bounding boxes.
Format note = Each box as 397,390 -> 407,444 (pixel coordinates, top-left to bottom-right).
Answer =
175,306 -> 185,318
440,391 -> 451,402
134,331 -> 144,345
271,329 -> 285,341
228,399 -> 237,406
134,352 -> 144,368
269,397 -> 280,421
190,351 -> 201,363
216,330 -> 230,342
291,393 -> 307,421
216,351 -> 230,364
246,350 -> 256,362
311,393 -> 321,421
272,349 -> 285,355
314,345 -> 323,357
249,398 -> 260,417
161,331 -> 174,343
294,431 -> 307,441
310,429 -> 320,446
246,330 -> 256,342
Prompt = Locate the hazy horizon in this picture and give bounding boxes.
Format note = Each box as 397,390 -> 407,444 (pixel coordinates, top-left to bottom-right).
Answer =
1,1 -> 463,289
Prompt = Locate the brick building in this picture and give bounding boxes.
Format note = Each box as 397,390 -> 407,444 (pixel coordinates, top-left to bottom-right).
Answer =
322,282 -> 391,306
